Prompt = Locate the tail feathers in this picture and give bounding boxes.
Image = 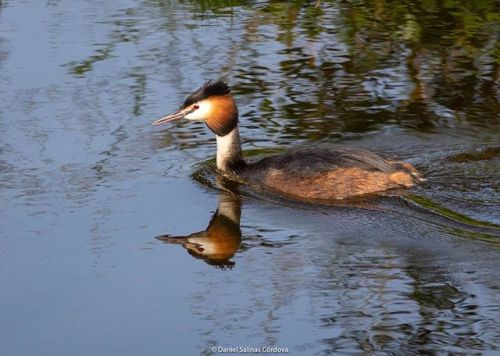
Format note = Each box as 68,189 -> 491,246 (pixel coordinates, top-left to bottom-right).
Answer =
390,171 -> 415,187
391,161 -> 426,185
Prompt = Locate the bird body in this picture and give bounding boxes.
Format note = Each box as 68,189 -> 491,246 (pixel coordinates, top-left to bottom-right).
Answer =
153,80 -> 422,201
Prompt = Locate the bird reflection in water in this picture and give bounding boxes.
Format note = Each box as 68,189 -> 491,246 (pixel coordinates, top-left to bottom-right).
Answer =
156,185 -> 242,268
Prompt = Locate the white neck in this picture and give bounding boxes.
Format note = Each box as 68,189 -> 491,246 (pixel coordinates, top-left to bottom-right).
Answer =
217,193 -> 241,224
216,127 -> 244,172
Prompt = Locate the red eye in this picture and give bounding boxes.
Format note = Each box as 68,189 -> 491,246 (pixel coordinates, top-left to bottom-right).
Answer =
193,105 -> 199,110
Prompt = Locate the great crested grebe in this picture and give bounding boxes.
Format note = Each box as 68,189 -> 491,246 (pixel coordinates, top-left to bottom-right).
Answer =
153,80 -> 423,201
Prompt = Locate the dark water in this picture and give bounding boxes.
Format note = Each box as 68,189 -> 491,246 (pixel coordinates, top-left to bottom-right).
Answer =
1,0 -> 499,354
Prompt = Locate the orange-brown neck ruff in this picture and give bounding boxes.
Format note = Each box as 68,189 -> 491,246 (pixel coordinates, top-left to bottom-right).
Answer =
204,95 -> 238,137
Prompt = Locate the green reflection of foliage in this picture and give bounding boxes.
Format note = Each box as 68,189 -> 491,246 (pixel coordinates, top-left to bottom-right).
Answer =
71,0 -> 499,134
69,45 -> 114,77
406,194 -> 500,231
402,14 -> 421,43
410,283 -> 462,310
194,0 -> 498,133
178,0 -> 249,14
65,10 -> 150,117
130,72 -> 147,117
445,146 -> 500,162
210,0 -> 491,136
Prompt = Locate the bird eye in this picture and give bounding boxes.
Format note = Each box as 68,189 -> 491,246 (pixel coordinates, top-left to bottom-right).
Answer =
193,105 -> 199,110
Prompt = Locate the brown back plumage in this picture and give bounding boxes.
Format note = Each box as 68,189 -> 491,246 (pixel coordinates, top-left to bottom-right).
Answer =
242,145 -> 422,200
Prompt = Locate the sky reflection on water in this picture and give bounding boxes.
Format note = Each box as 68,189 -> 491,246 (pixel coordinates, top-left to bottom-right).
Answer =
0,0 -> 499,354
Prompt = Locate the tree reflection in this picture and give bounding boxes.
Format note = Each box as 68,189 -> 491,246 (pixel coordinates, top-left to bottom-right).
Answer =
178,0 -> 499,136
68,0 -> 498,138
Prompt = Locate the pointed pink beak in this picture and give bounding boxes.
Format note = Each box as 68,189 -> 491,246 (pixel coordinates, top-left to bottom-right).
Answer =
152,110 -> 186,126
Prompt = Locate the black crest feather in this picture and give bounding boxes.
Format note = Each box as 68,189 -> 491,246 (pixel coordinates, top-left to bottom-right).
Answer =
182,80 -> 231,108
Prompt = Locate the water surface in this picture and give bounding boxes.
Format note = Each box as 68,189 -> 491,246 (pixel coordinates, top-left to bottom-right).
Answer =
0,0 -> 499,354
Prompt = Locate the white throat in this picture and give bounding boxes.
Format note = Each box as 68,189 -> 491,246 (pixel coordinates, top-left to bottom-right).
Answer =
217,194 -> 241,224
216,127 -> 243,172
